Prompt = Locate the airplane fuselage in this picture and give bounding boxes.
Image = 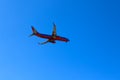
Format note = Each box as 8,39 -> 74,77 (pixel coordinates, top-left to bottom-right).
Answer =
35,32 -> 69,42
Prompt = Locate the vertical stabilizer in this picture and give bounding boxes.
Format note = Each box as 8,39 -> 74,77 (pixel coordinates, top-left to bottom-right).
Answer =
29,26 -> 38,37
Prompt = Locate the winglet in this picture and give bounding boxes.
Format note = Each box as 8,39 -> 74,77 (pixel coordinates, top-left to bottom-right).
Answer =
53,22 -> 56,28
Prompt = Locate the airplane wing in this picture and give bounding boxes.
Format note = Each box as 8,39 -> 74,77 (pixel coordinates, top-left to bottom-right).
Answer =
38,39 -> 56,45
52,23 -> 57,38
38,40 -> 49,45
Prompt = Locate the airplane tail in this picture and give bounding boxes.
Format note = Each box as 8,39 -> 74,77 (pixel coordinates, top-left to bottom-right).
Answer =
29,26 -> 38,37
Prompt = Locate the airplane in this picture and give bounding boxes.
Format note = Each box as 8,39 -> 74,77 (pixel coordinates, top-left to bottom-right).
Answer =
30,23 -> 69,45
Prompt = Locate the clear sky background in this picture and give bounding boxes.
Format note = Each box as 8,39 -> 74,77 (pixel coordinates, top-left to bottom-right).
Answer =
0,0 -> 120,80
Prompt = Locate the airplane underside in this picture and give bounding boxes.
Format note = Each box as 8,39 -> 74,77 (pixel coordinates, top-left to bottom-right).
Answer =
38,39 -> 56,45
30,23 -> 69,45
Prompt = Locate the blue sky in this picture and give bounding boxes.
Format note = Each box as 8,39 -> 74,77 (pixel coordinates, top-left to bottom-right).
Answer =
0,0 -> 120,80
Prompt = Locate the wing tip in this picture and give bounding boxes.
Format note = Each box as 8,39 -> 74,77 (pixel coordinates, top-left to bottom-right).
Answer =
53,22 -> 56,27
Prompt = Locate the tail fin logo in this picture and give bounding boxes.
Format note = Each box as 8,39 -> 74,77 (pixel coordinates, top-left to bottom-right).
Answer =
29,26 -> 38,37
31,26 -> 37,34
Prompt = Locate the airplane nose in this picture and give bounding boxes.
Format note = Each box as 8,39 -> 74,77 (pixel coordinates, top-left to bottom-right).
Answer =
66,38 -> 70,42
